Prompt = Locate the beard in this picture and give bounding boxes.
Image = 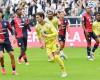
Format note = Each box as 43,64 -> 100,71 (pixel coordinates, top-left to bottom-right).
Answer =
97,20 -> 100,22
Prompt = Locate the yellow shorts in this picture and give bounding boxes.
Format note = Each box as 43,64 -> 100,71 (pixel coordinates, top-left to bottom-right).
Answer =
46,40 -> 58,55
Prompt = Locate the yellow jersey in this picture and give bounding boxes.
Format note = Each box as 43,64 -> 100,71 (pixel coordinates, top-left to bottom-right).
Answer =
45,17 -> 58,29
35,21 -> 58,44
93,21 -> 100,36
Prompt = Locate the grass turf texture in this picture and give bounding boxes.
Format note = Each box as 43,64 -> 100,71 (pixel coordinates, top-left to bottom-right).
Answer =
0,47 -> 100,80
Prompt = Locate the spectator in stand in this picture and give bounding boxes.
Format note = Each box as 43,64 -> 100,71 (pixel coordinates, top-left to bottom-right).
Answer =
87,0 -> 97,14
96,1 -> 100,12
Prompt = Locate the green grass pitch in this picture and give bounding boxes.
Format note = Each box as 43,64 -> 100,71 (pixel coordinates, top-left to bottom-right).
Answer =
0,47 -> 100,80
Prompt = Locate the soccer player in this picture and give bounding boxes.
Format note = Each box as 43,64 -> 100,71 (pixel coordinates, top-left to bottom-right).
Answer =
46,10 -> 59,61
0,9 -> 16,75
21,9 -> 31,53
58,10 -> 69,60
46,10 -> 58,29
46,10 -> 68,60
35,12 -> 67,78
93,12 -> 100,36
11,8 -> 30,65
92,12 -> 100,57
82,6 -> 99,61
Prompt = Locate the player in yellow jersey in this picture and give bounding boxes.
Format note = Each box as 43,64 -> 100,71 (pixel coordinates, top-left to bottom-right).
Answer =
46,10 -> 68,60
46,10 -> 58,29
35,12 -> 67,78
93,12 -> 100,37
92,12 -> 100,58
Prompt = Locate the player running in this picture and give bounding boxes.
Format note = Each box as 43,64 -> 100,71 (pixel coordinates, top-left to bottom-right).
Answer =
35,12 -> 67,78
58,10 -> 69,60
0,8 -> 17,75
11,8 -> 30,65
46,10 -> 68,60
93,12 -> 100,36
92,12 -> 100,58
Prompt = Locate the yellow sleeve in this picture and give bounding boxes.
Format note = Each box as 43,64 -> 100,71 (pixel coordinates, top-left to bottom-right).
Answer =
35,26 -> 42,40
92,22 -> 96,32
46,24 -> 58,37
53,17 -> 58,29
92,22 -> 98,35
35,26 -> 45,46
56,18 -> 59,29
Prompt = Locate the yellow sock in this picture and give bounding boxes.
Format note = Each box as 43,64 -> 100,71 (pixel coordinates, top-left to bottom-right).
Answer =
54,55 -> 66,72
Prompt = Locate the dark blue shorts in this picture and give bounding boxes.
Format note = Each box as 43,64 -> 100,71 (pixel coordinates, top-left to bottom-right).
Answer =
0,38 -> 13,53
58,35 -> 65,42
84,32 -> 98,42
17,37 -> 27,52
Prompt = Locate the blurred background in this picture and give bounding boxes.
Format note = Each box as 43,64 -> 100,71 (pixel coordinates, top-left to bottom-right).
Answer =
0,0 -> 100,27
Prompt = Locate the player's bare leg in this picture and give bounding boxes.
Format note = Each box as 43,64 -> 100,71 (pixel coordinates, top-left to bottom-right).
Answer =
91,38 -> 99,60
8,51 -> 17,75
59,41 -> 68,60
19,43 -> 29,65
0,51 -> 6,75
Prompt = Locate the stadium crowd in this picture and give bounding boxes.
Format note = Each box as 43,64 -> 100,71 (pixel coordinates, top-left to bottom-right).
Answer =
0,0 -> 100,77
0,0 -> 100,25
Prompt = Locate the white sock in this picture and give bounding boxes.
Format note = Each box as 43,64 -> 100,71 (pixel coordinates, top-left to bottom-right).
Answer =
60,50 -> 65,56
60,50 -> 68,59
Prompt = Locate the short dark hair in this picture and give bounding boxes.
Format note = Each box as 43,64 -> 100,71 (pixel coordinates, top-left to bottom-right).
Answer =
47,10 -> 53,14
36,12 -> 45,19
0,8 -> 3,14
95,12 -> 100,16
85,6 -> 91,9
16,8 -> 22,13
0,8 -> 4,18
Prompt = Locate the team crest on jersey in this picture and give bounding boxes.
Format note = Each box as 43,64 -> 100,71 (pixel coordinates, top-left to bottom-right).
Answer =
4,22 -> 7,26
64,20 -> 67,23
43,31 -> 47,34
64,19 -> 68,24
40,28 -> 47,34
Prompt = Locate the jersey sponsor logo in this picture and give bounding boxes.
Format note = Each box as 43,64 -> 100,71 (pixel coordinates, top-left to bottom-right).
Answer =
0,28 -> 6,34
4,22 -> 7,26
18,42 -> 21,46
0,32 -> 6,34
19,25 -> 24,28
